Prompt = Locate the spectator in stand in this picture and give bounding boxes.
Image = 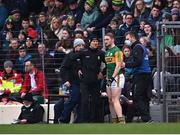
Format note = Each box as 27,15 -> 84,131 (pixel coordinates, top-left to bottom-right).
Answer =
24,37 -> 36,57
153,0 -> 166,10
171,7 -> 180,21
111,0 -> 125,17
21,60 -> 48,104
123,0 -> 136,13
87,0 -> 114,38
60,28 -> 73,53
0,19 -> 15,52
50,17 -> 63,40
37,12 -> 50,32
137,19 -> 146,37
20,18 -> 30,35
74,28 -> 84,39
15,46 -> 32,74
3,0 -> 28,17
162,0 -> 173,13
14,93 -> 44,124
52,0 -> 68,17
0,0 -> 8,30
133,0 -> 150,23
45,0 -> 56,17
143,22 -> 157,49
173,0 -> 180,9
147,5 -> 162,29
29,13 -> 41,35
5,38 -> 20,64
66,0 -> 84,24
34,43 -> 58,94
80,0 -> 99,29
18,30 -> 27,45
9,9 -> 22,36
27,27 -> 39,47
54,40 -> 67,70
66,15 -> 76,31
0,60 -> 22,102
116,13 -> 139,48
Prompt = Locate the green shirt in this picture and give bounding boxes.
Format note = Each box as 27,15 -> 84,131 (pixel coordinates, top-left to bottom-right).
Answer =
105,46 -> 123,78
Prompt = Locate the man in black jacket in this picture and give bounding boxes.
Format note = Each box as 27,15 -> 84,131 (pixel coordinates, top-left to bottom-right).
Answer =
15,93 -> 44,124
54,38 -> 85,123
78,36 -> 106,123
123,31 -> 152,122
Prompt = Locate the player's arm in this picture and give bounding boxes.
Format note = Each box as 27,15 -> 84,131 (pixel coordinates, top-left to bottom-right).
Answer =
112,51 -> 123,78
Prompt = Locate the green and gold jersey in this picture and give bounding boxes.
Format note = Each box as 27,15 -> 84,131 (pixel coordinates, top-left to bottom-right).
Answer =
105,46 -> 123,78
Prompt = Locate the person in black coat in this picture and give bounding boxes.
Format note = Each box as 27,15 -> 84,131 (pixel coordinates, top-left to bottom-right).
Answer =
15,93 -> 44,124
76,36 -> 106,123
54,38 -> 85,123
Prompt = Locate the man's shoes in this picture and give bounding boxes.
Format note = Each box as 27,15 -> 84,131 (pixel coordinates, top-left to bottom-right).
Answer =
146,119 -> 154,123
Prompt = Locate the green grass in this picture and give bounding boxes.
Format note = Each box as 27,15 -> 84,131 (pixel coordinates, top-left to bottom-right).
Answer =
0,123 -> 180,134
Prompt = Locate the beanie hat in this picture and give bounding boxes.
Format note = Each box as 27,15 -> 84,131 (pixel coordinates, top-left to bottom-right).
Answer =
112,0 -> 124,6
100,0 -> 109,7
4,60 -> 13,68
89,35 -> 99,43
22,93 -> 34,102
171,8 -> 179,16
11,9 -> 21,15
28,28 -> 38,39
162,12 -> 172,20
73,38 -> 85,48
86,0 -> 95,8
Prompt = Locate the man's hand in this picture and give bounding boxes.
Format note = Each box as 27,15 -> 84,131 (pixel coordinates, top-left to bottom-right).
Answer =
20,119 -> 27,124
121,62 -> 125,68
106,77 -> 115,86
78,70 -> 83,78
21,93 -> 26,98
64,81 -> 71,87
101,92 -> 107,97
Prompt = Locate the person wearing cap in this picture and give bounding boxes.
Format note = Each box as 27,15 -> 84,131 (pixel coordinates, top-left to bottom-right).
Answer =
80,0 -> 99,29
14,46 -> 32,74
10,9 -> 22,34
66,0 -> 84,24
0,60 -> 23,102
73,36 -> 105,123
54,38 -> 85,123
112,0 -> 124,17
15,93 -> 44,124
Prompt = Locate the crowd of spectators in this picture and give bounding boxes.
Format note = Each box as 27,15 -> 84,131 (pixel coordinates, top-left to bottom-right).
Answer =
0,0 -> 180,123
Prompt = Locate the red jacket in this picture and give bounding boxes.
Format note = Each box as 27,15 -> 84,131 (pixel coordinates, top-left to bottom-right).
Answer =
21,68 -> 49,98
0,70 -> 22,93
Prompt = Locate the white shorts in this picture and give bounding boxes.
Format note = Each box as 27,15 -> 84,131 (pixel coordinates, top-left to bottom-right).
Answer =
110,74 -> 125,89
